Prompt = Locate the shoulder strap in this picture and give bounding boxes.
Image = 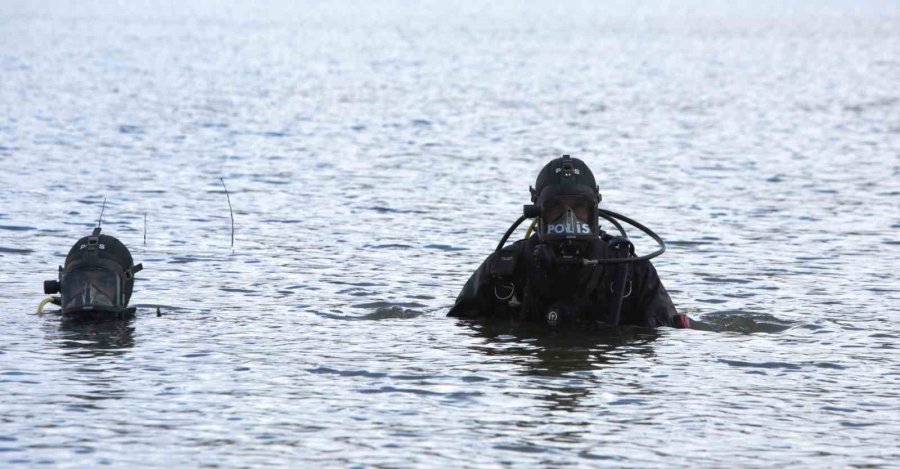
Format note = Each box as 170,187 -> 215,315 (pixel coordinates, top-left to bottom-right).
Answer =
488,242 -> 524,278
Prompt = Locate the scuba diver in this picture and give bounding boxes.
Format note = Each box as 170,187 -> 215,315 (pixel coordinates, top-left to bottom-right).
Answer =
448,155 -> 691,329
38,227 -> 143,321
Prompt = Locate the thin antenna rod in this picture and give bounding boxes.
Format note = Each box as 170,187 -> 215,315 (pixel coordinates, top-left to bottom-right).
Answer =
220,178 -> 234,249
97,197 -> 107,227
144,213 -> 147,246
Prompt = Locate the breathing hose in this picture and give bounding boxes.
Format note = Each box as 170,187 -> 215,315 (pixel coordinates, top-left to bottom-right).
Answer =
600,210 -> 628,238
596,208 -> 667,263
495,215 -> 527,252
496,208 -> 667,264
524,219 -> 538,240
36,297 -> 55,315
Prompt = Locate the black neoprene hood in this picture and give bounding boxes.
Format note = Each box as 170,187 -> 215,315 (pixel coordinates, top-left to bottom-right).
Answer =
62,228 -> 138,307
531,155 -> 600,202
64,232 -> 134,270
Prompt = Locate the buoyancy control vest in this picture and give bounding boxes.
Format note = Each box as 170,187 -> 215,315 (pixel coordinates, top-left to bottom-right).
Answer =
486,234 -> 635,327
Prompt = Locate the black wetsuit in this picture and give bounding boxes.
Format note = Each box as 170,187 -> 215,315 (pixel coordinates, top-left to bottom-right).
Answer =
448,235 -> 688,328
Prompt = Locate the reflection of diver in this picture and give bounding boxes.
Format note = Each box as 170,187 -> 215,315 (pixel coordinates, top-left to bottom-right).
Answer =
39,227 -> 143,321
462,320 -> 660,412
449,155 -> 690,329
55,319 -> 136,358
466,320 -> 660,375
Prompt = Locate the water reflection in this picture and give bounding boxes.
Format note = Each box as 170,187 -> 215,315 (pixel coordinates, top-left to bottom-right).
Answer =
55,319 -> 136,359
460,320 -> 659,412
465,322 -> 659,372
2,1 -> 898,465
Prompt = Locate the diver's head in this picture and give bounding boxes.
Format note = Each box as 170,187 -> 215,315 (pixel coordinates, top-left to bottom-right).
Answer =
43,227 -> 142,315
530,155 -> 601,250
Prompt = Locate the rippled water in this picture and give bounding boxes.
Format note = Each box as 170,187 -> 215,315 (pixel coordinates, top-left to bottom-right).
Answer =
2,1 -> 899,466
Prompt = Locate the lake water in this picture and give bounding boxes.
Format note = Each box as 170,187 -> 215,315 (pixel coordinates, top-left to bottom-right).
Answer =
1,1 -> 899,466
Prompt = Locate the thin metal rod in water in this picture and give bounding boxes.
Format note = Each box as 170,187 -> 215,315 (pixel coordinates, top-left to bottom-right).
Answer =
97,197 -> 107,227
220,178 -> 234,249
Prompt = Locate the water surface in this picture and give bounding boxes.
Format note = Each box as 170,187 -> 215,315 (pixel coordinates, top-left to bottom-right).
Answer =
1,1 -> 899,466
